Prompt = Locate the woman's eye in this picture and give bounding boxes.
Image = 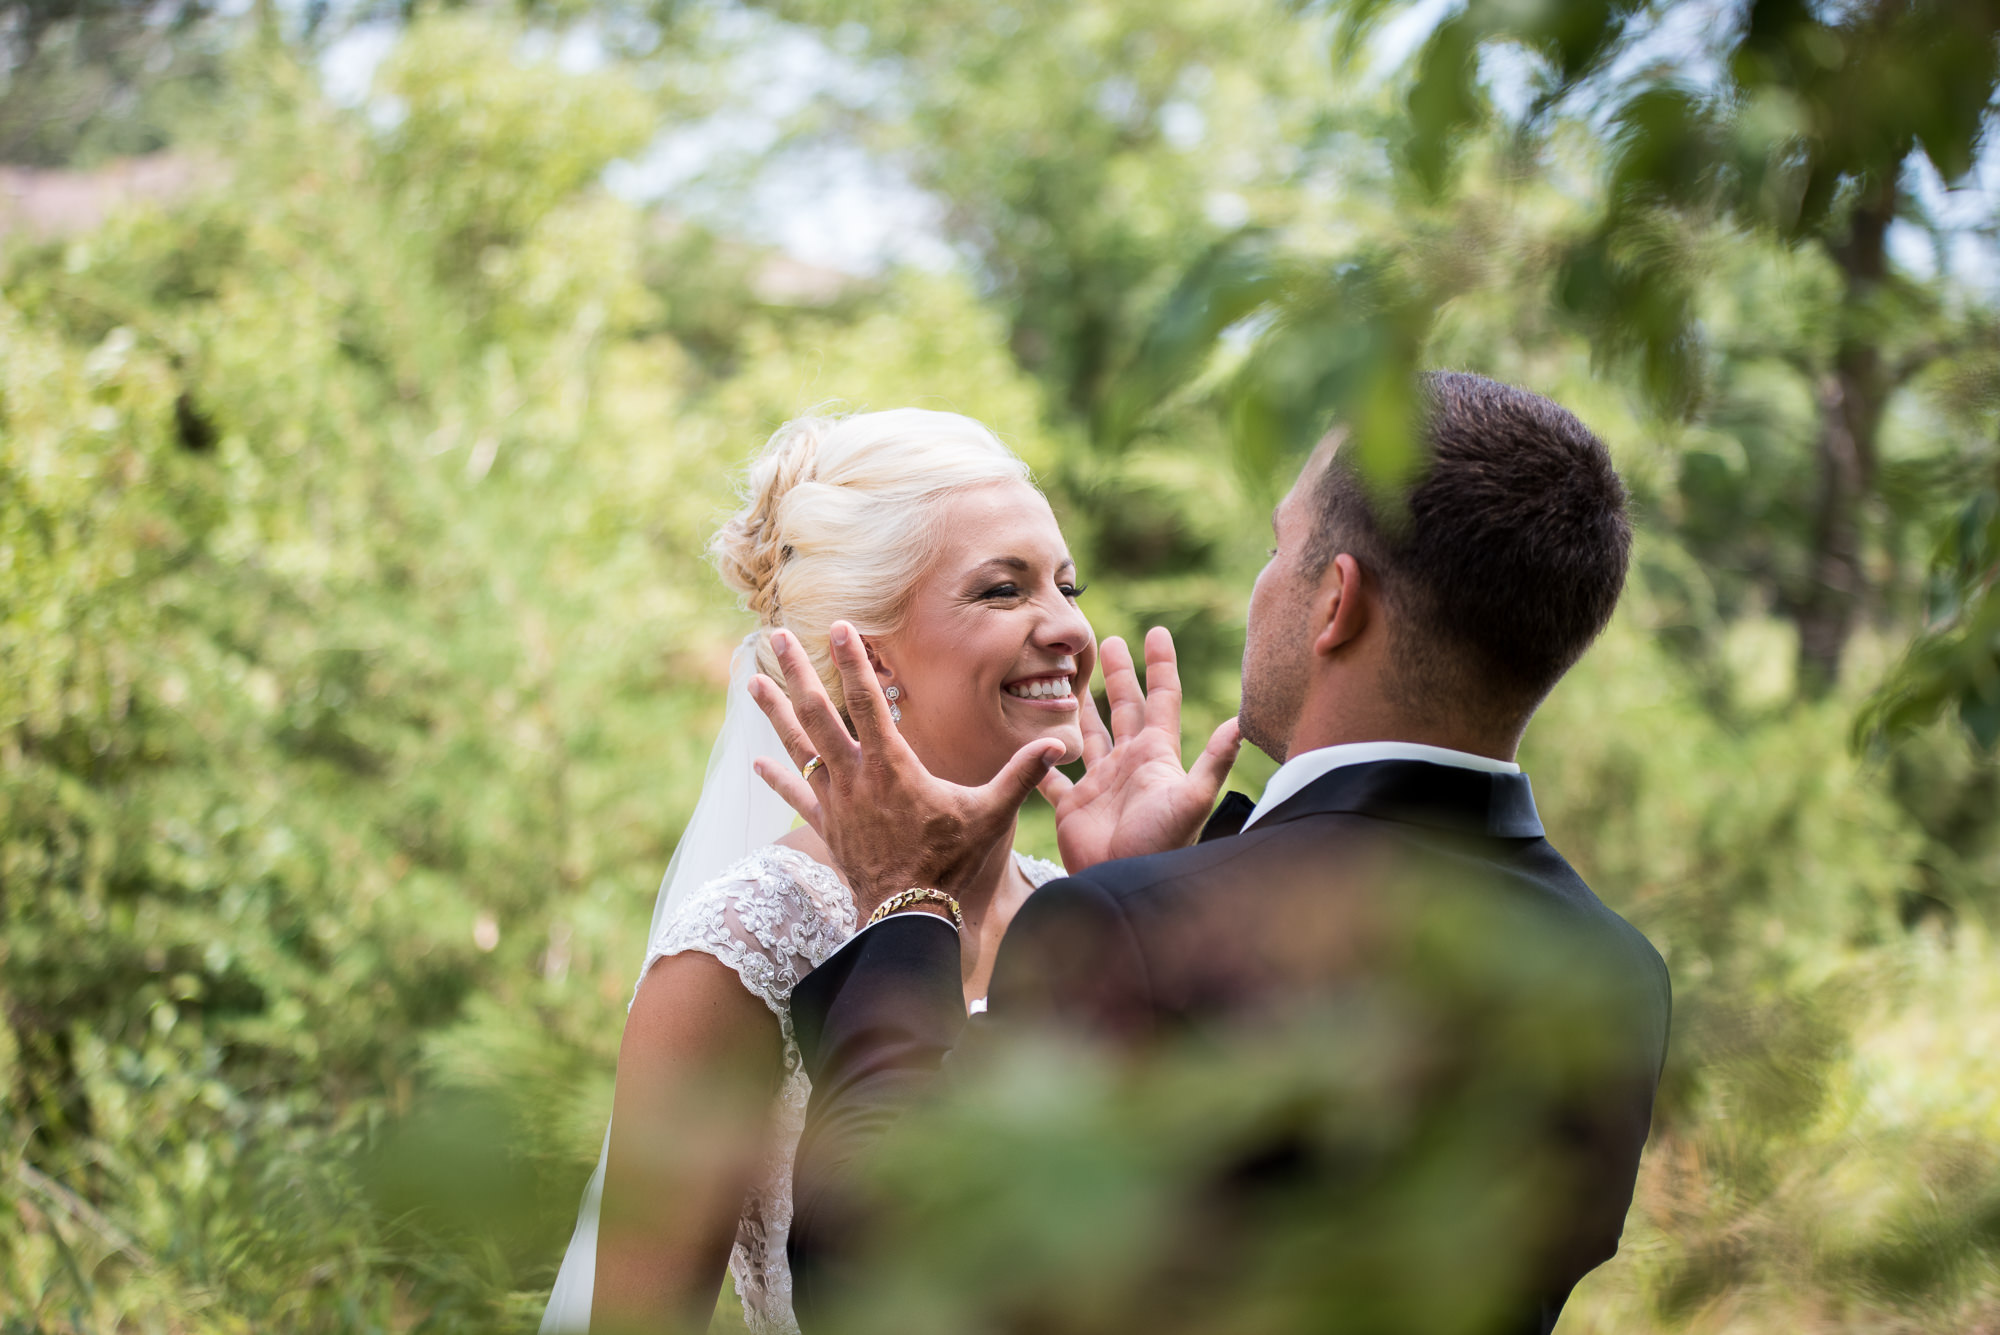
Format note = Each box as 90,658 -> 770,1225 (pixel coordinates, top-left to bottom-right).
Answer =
976,579 -> 1085,601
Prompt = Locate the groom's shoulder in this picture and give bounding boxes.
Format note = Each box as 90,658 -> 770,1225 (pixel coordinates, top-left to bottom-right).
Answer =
1044,821 -> 1669,1004
1522,840 -> 1668,967
1510,838 -> 1672,1041
1064,815 -> 1328,895
1050,812 -> 1374,911
1005,822 -> 1308,948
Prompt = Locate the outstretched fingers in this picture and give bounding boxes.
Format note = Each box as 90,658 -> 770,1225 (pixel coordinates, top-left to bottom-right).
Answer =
1189,716 -> 1242,800
751,756 -> 823,832
746,671 -> 826,830
1037,763 -> 1077,807
825,621 -> 899,752
1141,626 -> 1184,740
1100,636 -> 1146,743
769,629 -> 856,767
982,738 -> 1067,816
1079,685 -> 1114,766
748,673 -> 816,768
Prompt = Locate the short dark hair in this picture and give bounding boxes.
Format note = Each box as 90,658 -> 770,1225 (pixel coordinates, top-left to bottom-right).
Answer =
1307,372 -> 1631,721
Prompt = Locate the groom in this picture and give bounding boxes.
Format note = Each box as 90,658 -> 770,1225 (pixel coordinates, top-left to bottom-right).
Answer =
752,372 -> 1671,1335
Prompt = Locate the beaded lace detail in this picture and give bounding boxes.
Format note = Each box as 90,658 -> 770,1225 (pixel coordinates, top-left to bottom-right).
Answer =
644,845 -> 1065,1335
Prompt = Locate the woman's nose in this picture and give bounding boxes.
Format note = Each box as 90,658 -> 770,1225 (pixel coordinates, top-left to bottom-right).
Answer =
1037,589 -> 1094,655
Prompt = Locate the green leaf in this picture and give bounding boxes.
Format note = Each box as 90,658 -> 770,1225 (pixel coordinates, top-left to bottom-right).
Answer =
1096,230 -> 1287,450
1403,12 -> 1485,198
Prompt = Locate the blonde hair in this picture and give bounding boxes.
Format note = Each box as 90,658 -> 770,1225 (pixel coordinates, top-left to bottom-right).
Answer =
710,408 -> 1034,709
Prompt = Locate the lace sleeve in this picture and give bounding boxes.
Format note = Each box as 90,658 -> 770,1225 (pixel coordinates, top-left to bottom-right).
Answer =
1015,850 -> 1067,888
635,846 -> 860,1021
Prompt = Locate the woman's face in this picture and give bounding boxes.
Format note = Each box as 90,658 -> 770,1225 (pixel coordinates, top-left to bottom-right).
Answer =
869,481 -> 1096,788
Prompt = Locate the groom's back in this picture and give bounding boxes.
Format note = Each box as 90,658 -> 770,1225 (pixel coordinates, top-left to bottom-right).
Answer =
986,761 -> 1670,1335
787,375 -> 1667,1335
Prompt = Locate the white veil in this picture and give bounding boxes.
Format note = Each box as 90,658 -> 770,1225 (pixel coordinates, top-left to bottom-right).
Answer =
542,630 -> 797,1334
647,631 -> 799,944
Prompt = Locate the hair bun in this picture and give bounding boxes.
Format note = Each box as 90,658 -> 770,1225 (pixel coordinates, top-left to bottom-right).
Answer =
708,407 -> 1032,709
710,416 -> 827,624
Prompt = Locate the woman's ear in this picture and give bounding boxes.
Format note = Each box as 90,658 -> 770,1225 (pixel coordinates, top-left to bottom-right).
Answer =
860,635 -> 895,686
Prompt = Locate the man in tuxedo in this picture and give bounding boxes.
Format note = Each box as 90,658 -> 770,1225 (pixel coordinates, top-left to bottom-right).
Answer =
751,372 -> 1671,1335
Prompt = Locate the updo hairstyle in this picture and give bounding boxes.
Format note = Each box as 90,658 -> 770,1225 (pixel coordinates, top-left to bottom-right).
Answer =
710,408 -> 1033,712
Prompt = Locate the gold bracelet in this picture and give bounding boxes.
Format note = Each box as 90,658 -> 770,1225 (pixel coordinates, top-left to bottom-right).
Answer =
867,888 -> 964,932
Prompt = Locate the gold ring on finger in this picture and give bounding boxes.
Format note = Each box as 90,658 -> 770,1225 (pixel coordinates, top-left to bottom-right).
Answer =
801,755 -> 824,782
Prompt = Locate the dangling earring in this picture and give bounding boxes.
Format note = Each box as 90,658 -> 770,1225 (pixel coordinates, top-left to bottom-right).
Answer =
885,685 -> 902,724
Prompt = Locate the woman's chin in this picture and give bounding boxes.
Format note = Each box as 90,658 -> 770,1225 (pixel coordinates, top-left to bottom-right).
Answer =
1037,722 -> 1084,766
982,720 -> 1083,775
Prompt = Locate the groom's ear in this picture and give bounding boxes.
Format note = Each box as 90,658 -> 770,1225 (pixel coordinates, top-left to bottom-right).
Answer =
1311,553 -> 1369,658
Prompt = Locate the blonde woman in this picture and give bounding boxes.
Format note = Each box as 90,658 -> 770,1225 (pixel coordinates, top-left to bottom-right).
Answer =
544,409 -> 1233,1334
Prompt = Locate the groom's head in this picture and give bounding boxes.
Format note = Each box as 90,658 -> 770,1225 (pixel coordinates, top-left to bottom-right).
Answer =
1240,372 -> 1630,763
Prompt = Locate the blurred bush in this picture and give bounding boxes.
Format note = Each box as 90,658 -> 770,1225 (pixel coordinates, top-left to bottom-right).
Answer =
2,3 -> 2000,1333
0,15 -> 1071,1327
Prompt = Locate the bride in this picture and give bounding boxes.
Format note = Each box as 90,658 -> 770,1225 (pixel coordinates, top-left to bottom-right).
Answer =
543,407 -> 1235,1334
541,408 -> 1082,1334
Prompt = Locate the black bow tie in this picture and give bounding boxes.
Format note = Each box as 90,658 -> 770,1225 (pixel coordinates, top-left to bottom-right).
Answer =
1198,790 -> 1258,843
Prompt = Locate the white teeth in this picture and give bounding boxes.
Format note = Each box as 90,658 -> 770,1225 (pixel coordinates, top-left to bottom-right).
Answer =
1006,677 -> 1074,700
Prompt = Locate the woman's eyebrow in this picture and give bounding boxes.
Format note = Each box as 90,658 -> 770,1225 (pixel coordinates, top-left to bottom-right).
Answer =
970,556 -> 1076,576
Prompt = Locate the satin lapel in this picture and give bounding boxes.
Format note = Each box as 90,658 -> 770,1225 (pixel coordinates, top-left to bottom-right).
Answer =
1197,790 -> 1258,843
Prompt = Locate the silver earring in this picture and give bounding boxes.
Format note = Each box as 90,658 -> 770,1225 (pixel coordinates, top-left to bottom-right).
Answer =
885,685 -> 902,724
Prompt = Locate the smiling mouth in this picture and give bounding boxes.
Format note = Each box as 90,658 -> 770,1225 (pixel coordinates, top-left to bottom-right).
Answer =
1003,675 -> 1076,702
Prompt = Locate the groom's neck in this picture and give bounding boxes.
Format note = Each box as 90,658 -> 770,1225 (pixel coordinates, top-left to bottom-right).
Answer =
1285,682 -> 1525,767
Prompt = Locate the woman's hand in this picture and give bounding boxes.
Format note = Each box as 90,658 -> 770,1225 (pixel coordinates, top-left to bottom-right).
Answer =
1038,628 -> 1241,874
748,622 -> 1063,923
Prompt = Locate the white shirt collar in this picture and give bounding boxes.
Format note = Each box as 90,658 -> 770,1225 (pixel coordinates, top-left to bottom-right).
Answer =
1240,741 -> 1521,831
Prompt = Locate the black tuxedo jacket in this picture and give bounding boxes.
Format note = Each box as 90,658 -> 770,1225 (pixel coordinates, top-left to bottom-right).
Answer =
787,760 -> 1672,1334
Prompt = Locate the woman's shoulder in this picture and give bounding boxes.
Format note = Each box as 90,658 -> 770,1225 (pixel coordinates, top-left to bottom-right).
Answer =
679,843 -> 854,926
643,844 -> 858,1009
654,843 -> 1062,967
695,844 -> 1064,902
708,844 -> 1065,900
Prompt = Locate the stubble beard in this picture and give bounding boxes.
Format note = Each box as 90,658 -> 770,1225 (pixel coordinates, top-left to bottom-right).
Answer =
1238,623 -> 1308,764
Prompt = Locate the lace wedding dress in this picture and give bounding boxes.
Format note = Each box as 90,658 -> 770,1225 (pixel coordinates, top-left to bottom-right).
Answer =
546,842 -> 1064,1335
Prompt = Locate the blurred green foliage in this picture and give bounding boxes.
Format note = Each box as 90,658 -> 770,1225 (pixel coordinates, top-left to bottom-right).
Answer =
1324,0 -> 2000,706
2,3 -> 2000,1332
0,2 -> 226,165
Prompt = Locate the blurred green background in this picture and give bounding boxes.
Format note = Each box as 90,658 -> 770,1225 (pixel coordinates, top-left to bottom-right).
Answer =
6,0 -> 2000,1330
